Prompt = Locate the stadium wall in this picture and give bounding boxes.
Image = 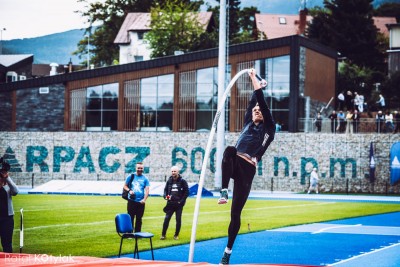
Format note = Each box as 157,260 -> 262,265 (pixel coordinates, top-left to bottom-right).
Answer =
0,132 -> 399,194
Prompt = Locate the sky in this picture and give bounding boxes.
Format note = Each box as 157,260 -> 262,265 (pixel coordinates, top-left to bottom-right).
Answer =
0,0 -> 274,41
0,0 -> 100,40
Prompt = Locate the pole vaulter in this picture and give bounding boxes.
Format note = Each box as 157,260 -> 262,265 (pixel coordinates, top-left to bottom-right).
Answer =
188,69 -> 266,262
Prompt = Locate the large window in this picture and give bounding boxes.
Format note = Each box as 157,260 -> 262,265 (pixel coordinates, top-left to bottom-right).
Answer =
196,67 -> 231,131
86,83 -> 119,131
256,55 -> 290,131
140,74 -> 173,131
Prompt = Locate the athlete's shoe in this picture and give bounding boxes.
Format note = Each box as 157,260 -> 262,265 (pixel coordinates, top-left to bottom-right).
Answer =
219,252 -> 231,265
173,235 -> 179,240
160,235 -> 166,240
218,189 -> 229,204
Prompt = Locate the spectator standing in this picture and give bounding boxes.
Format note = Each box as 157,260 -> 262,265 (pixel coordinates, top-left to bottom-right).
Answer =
385,111 -> 394,133
275,122 -> 282,132
352,109 -> 360,133
307,168 -> 319,194
376,111 -> 385,133
337,91 -> 345,110
345,110 -> 353,134
337,110 -> 346,133
345,91 -> 353,111
376,94 -> 386,110
123,162 -> 150,232
328,110 -> 337,133
0,160 -> 19,253
353,92 -> 360,112
161,166 -> 189,240
358,94 -> 365,112
315,112 -> 322,132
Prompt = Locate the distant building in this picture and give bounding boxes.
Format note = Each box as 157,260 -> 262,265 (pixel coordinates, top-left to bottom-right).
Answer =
114,12 -> 214,64
0,54 -> 33,83
255,10 -> 396,40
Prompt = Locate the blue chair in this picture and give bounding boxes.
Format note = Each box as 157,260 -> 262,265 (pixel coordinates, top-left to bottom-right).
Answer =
115,213 -> 154,260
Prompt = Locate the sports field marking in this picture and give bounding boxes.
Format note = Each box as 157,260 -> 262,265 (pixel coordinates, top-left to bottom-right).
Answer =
272,223 -> 400,236
20,202 -> 334,231
328,242 -> 400,266
312,224 -> 362,234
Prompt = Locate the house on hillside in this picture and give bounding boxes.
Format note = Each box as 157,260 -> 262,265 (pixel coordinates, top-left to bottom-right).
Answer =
0,54 -> 33,83
255,10 -> 396,40
114,12 -> 214,64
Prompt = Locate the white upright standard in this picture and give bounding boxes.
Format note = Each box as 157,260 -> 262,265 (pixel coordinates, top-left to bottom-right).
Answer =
20,208 -> 24,253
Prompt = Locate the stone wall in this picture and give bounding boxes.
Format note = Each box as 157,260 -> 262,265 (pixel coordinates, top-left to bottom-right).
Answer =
1,131 -> 399,194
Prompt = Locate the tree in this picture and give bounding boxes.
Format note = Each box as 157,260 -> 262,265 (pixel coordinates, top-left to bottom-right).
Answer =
145,0 -> 214,58
374,2 -> 400,22
74,0 -> 156,67
307,0 -> 385,72
207,0 -> 259,45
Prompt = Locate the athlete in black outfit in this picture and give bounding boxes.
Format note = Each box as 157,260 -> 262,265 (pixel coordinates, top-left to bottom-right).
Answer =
218,69 -> 275,265
161,166 -> 189,240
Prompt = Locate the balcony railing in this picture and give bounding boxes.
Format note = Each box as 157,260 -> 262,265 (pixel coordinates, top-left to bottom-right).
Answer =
298,118 -> 398,134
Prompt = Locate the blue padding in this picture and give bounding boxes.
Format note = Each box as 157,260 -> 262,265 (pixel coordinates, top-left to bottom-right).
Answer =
189,184 -> 213,196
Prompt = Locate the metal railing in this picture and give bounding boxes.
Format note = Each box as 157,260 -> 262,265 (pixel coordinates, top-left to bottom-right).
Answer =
298,118 -> 399,134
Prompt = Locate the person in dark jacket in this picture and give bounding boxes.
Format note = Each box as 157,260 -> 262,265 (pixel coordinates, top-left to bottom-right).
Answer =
160,166 -> 189,240
218,69 -> 275,265
0,159 -> 19,253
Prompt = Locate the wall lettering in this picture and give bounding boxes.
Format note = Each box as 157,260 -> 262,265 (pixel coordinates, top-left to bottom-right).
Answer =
14,145 -> 360,180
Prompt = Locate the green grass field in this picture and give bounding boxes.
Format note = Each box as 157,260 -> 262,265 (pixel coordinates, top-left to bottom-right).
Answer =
11,194 -> 400,258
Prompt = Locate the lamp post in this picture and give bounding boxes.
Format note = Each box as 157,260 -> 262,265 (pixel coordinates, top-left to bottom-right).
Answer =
85,34 -> 90,69
0,28 -> 6,55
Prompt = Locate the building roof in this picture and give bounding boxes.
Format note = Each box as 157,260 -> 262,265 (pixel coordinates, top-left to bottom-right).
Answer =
0,35 -> 337,91
114,12 -> 213,44
0,54 -> 34,68
255,13 -> 396,40
255,13 -> 312,39
373,16 -> 397,36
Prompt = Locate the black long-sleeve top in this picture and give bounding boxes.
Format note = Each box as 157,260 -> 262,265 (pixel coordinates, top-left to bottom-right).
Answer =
235,89 -> 275,162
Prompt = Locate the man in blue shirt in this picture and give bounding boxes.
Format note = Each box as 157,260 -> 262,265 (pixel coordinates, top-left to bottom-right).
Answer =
123,162 -> 150,232
218,69 -> 275,265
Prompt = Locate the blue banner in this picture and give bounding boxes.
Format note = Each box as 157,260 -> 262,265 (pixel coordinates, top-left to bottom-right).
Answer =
390,142 -> 400,186
369,142 -> 375,183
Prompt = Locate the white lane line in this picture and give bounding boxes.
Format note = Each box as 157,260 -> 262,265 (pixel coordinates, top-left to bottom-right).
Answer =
328,242 -> 400,266
21,202 -> 333,231
312,224 -> 362,234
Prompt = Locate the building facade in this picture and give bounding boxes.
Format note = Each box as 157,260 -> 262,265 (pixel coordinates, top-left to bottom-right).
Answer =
0,35 -> 337,133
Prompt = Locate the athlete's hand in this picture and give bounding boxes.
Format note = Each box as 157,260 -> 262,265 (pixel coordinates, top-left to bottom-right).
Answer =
259,79 -> 268,88
248,68 -> 256,77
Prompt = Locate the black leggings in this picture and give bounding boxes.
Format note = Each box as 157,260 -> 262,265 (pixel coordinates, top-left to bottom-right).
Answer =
127,201 -> 145,232
221,146 -> 256,249
0,216 -> 14,253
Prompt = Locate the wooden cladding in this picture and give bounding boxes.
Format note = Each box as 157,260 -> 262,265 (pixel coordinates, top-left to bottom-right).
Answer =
123,80 -> 141,131
69,88 -> 86,131
178,71 -> 196,132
